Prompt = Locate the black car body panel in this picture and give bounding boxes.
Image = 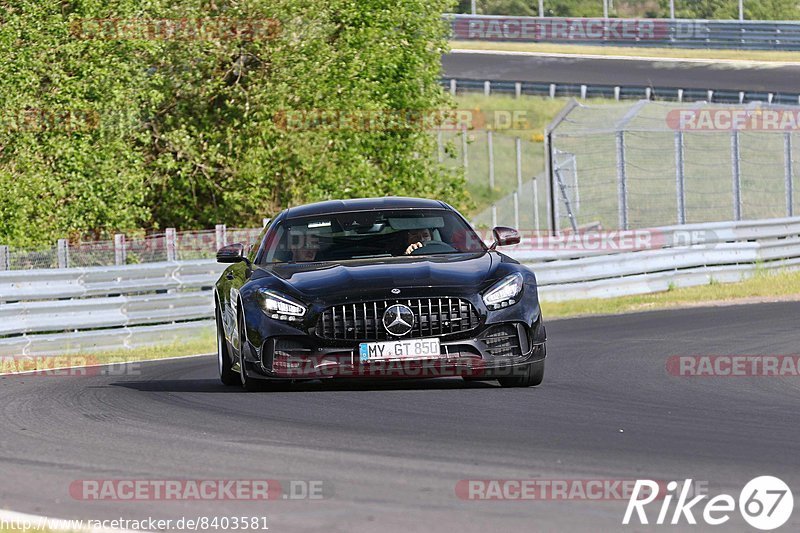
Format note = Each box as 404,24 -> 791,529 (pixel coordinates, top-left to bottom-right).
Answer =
215,197 -> 546,386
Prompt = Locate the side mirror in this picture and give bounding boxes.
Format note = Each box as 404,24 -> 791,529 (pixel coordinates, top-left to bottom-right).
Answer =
492,226 -> 521,248
216,243 -> 245,263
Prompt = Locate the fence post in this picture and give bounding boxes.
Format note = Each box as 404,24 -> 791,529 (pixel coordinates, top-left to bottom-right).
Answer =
437,130 -> 444,163
462,126 -> 468,171
515,137 -> 523,226
114,234 -> 127,265
731,131 -> 742,221
487,130 -> 495,190
785,132 -> 794,217
616,131 -> 629,230
533,177 -> 540,230
538,0 -> 544,17
166,228 -> 177,261
0,245 -> 8,271
57,239 -> 69,268
675,131 -> 686,224
215,224 -> 227,250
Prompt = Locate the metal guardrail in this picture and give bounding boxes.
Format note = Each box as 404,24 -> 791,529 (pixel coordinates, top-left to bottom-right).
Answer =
441,78 -> 800,106
448,15 -> 800,51
2,217 -> 800,355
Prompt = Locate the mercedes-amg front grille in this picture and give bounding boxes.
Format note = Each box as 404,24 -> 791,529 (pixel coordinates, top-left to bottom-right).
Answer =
316,298 -> 480,341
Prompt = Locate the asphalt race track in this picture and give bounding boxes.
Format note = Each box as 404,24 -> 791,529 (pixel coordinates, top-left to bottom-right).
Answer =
1,301 -> 799,532
443,51 -> 800,93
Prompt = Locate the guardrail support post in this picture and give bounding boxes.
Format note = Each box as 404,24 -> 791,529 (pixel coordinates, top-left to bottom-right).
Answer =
166,228 -> 177,261
785,132 -> 794,217
614,87 -> 620,101
675,131 -> 686,224
580,85 -> 587,99
616,131 -> 629,230
215,224 -> 227,250
114,234 -> 127,265
678,89 -> 684,102
0,245 -> 8,271
739,91 -> 745,104
549,84 -> 556,99
515,82 -> 521,98
450,79 -> 456,96
707,90 -> 714,102
57,239 -> 69,268
491,204 -> 497,228
731,131 -> 742,221
513,191 -> 520,230
484,80 -> 491,97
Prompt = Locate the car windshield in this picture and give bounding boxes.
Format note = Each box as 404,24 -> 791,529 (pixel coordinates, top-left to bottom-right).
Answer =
260,209 -> 487,263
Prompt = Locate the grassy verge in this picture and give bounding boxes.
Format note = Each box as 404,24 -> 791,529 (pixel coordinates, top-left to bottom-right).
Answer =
450,40 -> 800,63
541,268 -> 800,319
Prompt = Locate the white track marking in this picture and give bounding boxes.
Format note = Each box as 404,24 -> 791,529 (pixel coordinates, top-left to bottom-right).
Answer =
0,508 -> 145,533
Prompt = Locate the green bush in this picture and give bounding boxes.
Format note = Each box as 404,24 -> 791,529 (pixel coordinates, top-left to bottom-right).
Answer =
0,0 -> 468,247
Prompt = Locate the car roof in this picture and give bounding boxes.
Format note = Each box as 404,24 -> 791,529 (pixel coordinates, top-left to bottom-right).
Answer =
285,197 -> 449,218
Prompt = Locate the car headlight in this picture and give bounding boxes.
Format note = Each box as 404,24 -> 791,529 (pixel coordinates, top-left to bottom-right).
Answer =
258,289 -> 306,322
482,273 -> 524,310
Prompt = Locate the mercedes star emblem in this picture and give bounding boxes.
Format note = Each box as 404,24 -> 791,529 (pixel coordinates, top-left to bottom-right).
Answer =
382,304 -> 415,336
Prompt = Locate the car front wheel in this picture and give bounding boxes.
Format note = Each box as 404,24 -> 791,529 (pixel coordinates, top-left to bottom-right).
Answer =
497,357 -> 545,388
216,308 -> 238,386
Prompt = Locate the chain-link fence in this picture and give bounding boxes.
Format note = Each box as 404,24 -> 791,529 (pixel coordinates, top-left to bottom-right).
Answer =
547,100 -> 800,232
435,128 -> 548,230
0,225 -> 265,271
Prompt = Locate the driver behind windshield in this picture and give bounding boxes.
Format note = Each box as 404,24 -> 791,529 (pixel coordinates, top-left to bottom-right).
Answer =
403,228 -> 432,255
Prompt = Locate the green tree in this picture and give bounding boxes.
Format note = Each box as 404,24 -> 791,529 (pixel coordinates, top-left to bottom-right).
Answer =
0,0 -> 468,246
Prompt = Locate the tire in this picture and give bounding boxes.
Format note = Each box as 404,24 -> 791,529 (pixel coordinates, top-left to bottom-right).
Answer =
216,307 -> 238,386
237,311 -> 267,392
497,357 -> 545,388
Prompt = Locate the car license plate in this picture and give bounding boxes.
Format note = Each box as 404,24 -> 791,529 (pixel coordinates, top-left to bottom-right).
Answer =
359,338 -> 441,363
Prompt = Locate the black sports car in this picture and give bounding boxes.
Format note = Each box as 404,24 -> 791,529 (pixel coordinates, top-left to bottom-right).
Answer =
214,197 -> 546,391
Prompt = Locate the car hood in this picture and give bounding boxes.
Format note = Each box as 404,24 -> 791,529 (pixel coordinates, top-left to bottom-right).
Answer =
253,252 -> 500,300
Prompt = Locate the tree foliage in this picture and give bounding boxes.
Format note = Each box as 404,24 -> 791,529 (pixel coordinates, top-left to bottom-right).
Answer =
0,0 -> 466,246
